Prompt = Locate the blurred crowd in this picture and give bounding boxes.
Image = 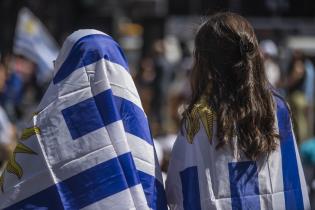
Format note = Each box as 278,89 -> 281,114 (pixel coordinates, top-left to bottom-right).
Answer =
1,22 -> 315,209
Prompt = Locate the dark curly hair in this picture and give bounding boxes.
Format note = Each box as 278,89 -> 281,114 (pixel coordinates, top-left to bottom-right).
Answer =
184,12 -> 279,160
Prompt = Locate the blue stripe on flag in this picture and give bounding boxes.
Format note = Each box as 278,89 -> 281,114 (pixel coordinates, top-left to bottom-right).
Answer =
228,161 -> 261,210
114,95 -> 153,145
276,96 -> 304,210
4,185 -> 64,210
138,171 -> 168,210
62,97 -> 105,139
53,34 -> 129,84
180,166 -> 202,210
94,90 -> 120,126
62,89 -> 153,145
5,152 -> 140,210
60,89 -> 160,208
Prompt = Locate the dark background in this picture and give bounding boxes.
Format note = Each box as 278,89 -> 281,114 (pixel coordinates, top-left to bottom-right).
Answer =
1,0 -> 315,56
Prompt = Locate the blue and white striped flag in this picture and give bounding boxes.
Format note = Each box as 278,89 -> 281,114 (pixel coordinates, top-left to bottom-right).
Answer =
14,7 -> 59,83
0,29 -> 167,210
166,94 -> 310,210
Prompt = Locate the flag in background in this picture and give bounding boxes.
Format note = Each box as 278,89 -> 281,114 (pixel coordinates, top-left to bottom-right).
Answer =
13,7 -> 59,84
0,29 -> 167,210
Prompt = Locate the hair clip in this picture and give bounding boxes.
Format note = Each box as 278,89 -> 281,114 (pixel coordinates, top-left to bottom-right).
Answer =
240,37 -> 254,57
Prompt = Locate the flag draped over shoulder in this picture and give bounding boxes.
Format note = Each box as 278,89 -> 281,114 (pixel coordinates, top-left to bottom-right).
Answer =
14,7 -> 59,83
166,95 -> 310,210
0,29 -> 167,210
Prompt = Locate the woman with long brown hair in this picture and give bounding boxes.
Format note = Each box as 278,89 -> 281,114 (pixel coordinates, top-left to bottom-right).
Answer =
166,12 -> 310,210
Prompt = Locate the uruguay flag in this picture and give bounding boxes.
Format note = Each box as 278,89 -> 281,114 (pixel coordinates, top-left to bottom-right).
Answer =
166,94 -> 310,210
14,7 -> 59,84
0,29 -> 167,210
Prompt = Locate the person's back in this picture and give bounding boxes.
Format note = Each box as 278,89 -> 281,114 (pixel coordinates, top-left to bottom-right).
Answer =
166,12 -> 310,210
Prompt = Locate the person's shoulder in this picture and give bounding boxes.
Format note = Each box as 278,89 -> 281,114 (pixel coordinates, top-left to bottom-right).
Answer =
272,89 -> 291,113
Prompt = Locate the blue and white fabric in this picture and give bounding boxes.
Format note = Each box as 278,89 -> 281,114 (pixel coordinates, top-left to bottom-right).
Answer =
166,95 -> 310,210
0,29 -> 167,210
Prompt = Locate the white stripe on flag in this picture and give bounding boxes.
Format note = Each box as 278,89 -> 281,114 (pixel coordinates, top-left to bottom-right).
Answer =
37,98 -> 130,166
51,58 -> 142,113
127,133 -> 156,176
53,144 -> 124,181
89,59 -> 142,111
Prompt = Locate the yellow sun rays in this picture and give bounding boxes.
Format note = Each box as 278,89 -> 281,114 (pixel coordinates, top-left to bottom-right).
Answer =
0,126 -> 39,192
184,96 -> 215,144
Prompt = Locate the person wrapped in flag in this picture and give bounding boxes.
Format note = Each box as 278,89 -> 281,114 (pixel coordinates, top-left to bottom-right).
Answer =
0,29 -> 167,210
166,12 -> 310,210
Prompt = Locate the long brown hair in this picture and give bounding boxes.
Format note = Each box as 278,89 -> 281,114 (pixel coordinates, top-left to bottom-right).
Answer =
184,12 -> 279,160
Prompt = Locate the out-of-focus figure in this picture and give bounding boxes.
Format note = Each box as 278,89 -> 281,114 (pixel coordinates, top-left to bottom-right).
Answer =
136,57 -> 157,132
150,40 -> 171,134
167,41 -> 192,132
286,51 -> 313,143
260,39 -> 281,87
1,55 -> 38,123
0,63 -> 16,179
136,39 -> 171,136
0,109 -> 16,179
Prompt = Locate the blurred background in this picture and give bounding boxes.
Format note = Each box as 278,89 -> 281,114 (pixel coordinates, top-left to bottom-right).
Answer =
1,0 -> 315,208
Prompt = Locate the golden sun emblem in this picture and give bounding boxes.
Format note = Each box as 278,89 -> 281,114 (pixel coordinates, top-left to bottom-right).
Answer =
24,19 -> 37,35
0,127 -> 40,192
184,95 -> 215,144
